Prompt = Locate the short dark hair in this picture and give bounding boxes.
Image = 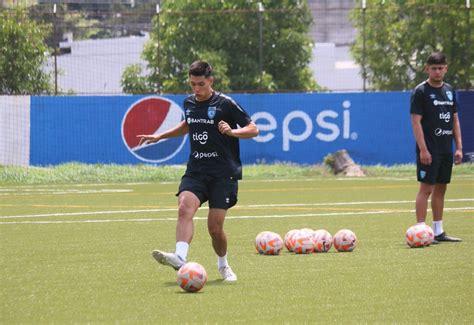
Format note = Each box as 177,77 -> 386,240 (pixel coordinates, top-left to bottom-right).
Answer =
426,52 -> 447,65
188,60 -> 213,77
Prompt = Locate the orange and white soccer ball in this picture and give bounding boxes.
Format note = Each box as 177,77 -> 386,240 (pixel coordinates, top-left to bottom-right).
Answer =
333,229 -> 357,252
405,224 -> 434,248
293,230 -> 315,254
255,231 -> 284,255
313,229 -> 333,252
177,262 -> 208,293
284,229 -> 299,252
300,228 -> 315,238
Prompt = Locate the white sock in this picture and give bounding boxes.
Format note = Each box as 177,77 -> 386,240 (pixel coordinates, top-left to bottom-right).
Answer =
433,221 -> 444,236
175,241 -> 189,261
217,254 -> 228,269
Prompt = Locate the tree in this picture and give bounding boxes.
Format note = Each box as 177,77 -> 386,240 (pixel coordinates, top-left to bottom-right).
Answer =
122,0 -> 319,94
28,2 -> 159,47
0,7 -> 53,94
351,2 -> 473,90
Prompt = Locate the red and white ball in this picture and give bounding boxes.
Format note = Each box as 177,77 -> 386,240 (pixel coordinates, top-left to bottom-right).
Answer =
300,228 -> 315,238
284,229 -> 299,252
255,231 -> 284,255
313,229 -> 333,252
333,229 -> 357,252
405,224 -> 434,248
293,230 -> 315,254
177,262 -> 208,293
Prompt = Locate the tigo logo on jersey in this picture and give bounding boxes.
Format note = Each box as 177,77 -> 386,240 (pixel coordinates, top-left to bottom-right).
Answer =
121,96 -> 187,163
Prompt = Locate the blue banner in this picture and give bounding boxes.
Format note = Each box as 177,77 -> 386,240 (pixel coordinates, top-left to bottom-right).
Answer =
30,91 -> 473,166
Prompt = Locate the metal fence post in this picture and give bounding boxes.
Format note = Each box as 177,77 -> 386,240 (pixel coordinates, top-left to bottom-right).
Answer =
362,0 -> 367,92
466,0 -> 471,89
156,3 -> 160,93
53,3 -> 58,95
258,2 -> 264,90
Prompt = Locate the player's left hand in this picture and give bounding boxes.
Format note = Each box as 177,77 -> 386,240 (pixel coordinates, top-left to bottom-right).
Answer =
454,149 -> 463,164
218,120 -> 234,137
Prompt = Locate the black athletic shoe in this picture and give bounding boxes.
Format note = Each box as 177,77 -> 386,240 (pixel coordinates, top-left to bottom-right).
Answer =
431,239 -> 439,245
434,232 -> 462,242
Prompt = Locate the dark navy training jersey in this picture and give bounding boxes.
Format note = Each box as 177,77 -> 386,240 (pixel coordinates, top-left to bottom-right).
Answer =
410,81 -> 458,155
183,91 -> 252,179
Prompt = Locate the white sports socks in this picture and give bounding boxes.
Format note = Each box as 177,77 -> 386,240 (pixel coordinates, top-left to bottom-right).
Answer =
175,241 -> 189,261
217,254 -> 229,269
433,221 -> 444,236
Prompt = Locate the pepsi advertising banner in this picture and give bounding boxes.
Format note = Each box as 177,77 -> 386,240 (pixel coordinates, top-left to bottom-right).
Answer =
29,92 -> 473,166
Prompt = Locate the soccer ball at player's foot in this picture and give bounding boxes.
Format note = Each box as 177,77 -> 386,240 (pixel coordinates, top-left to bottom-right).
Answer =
405,224 -> 434,248
177,262 -> 208,293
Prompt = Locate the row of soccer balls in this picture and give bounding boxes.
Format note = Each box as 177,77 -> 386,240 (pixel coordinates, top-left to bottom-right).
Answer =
256,228 -> 357,255
176,228 -> 357,293
177,224 -> 436,293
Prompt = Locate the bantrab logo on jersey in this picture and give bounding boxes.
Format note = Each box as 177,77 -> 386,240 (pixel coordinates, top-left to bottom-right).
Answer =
121,96 -> 187,163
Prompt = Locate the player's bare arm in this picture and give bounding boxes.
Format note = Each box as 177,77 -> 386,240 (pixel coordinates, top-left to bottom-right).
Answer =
410,113 -> 432,165
218,121 -> 259,138
137,120 -> 189,146
453,112 -> 463,164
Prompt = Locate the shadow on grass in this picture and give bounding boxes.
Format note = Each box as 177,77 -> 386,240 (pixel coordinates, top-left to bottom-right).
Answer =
163,278 -> 234,288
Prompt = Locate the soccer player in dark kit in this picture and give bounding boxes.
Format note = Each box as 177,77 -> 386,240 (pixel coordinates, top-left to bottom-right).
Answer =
137,60 -> 259,281
410,52 -> 463,244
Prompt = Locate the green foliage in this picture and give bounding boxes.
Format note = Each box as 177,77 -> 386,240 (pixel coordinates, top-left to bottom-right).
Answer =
323,153 -> 336,168
1,162 -> 473,185
350,1 -> 473,90
0,7 -> 54,94
122,0 -> 319,94
121,64 -> 154,94
28,3 -> 157,46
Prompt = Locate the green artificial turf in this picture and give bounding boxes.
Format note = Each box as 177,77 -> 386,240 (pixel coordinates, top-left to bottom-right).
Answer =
1,171 -> 473,323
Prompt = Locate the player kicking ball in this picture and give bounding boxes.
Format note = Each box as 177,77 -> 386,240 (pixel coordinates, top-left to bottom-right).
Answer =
410,52 -> 463,244
137,60 -> 259,282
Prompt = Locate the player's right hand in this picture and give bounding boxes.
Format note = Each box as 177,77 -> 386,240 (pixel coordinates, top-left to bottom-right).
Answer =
136,135 -> 160,146
419,149 -> 432,165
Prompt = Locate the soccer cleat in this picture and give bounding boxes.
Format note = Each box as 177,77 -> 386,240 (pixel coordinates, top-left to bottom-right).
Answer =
152,250 -> 185,270
431,239 -> 439,245
219,266 -> 237,282
434,232 -> 462,242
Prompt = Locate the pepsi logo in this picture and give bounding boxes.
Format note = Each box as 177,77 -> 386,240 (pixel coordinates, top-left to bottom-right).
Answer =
121,96 -> 187,163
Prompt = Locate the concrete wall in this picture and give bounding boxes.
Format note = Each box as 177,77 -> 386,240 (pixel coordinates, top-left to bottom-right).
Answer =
0,96 -> 30,166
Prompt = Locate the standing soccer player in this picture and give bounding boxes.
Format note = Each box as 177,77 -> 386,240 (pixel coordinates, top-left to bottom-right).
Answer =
410,52 -> 463,243
137,60 -> 259,281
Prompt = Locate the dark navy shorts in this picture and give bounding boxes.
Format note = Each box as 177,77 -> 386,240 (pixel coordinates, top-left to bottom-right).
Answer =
416,153 -> 453,184
177,174 -> 238,209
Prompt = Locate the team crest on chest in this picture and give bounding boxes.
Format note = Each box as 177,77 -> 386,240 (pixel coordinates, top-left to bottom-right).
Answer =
446,91 -> 453,101
207,106 -> 216,119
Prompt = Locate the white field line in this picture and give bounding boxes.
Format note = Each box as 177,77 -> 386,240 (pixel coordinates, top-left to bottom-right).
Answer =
0,189 -> 132,196
1,174 -> 472,190
0,207 -> 472,225
0,208 -> 178,219
0,198 -> 472,225
1,198 -> 473,220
